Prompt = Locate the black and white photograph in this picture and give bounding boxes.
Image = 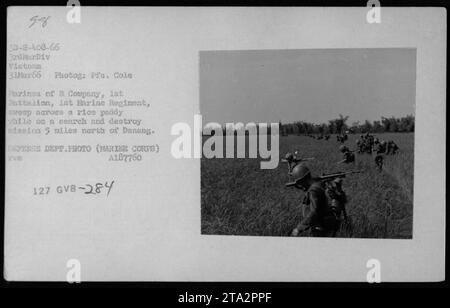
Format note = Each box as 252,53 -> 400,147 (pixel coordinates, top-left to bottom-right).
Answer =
201,48 -> 415,239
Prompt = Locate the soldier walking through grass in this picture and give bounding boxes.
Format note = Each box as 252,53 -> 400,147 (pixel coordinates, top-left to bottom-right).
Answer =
386,140 -> 400,154
289,164 -> 340,237
325,178 -> 350,236
373,139 -> 387,171
338,145 -> 355,164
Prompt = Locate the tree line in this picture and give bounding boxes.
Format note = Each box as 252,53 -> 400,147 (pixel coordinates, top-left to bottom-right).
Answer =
280,114 -> 415,135
202,114 -> 414,135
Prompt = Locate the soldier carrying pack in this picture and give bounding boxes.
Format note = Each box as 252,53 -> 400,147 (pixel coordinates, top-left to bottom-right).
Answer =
286,164 -> 362,237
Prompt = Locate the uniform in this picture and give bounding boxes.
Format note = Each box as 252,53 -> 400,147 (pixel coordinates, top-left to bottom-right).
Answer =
326,178 -> 348,235
343,151 -> 355,163
284,152 -> 311,174
374,154 -> 383,171
390,141 -> 399,154
339,145 -> 355,163
296,181 -> 339,237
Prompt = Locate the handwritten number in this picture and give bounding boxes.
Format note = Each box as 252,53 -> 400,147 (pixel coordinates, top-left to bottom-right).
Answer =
29,16 -> 50,28
85,184 -> 94,194
95,183 -> 103,194
105,181 -> 114,196
83,181 -> 114,196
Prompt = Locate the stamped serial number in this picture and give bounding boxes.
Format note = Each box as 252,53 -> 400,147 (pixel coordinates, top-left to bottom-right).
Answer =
33,181 -> 114,196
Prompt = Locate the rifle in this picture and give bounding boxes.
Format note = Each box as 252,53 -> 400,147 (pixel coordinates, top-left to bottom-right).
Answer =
285,170 -> 363,187
281,157 -> 315,164
318,170 -> 363,182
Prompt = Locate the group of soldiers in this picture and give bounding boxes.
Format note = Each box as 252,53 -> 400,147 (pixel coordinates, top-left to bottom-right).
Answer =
306,133 -> 331,140
356,133 -> 399,155
336,133 -> 348,143
317,134 -> 331,140
353,133 -> 400,171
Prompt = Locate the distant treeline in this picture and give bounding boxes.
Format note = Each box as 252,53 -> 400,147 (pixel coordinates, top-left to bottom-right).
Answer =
280,114 -> 415,135
202,114 -> 414,135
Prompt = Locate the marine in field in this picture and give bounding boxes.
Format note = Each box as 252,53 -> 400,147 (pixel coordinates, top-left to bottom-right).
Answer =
366,134 -> 375,154
336,133 -> 348,143
392,141 -> 399,154
373,139 -> 386,171
356,139 -> 362,153
282,151 -> 314,175
374,154 -> 383,171
386,140 -> 399,155
365,138 -> 373,154
325,178 -> 349,236
379,140 -> 387,153
283,152 -> 296,174
289,164 -> 340,237
338,145 -> 355,164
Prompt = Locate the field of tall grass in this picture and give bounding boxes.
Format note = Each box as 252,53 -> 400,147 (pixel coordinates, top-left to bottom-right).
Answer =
201,133 -> 414,239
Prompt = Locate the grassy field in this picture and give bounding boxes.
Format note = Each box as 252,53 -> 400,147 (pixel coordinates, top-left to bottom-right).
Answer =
201,133 -> 414,239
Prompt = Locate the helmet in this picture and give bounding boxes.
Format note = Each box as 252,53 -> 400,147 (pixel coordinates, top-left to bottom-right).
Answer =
285,152 -> 294,160
289,164 -> 311,182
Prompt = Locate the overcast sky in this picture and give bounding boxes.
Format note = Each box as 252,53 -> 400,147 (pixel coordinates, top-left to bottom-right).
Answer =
200,48 -> 416,125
